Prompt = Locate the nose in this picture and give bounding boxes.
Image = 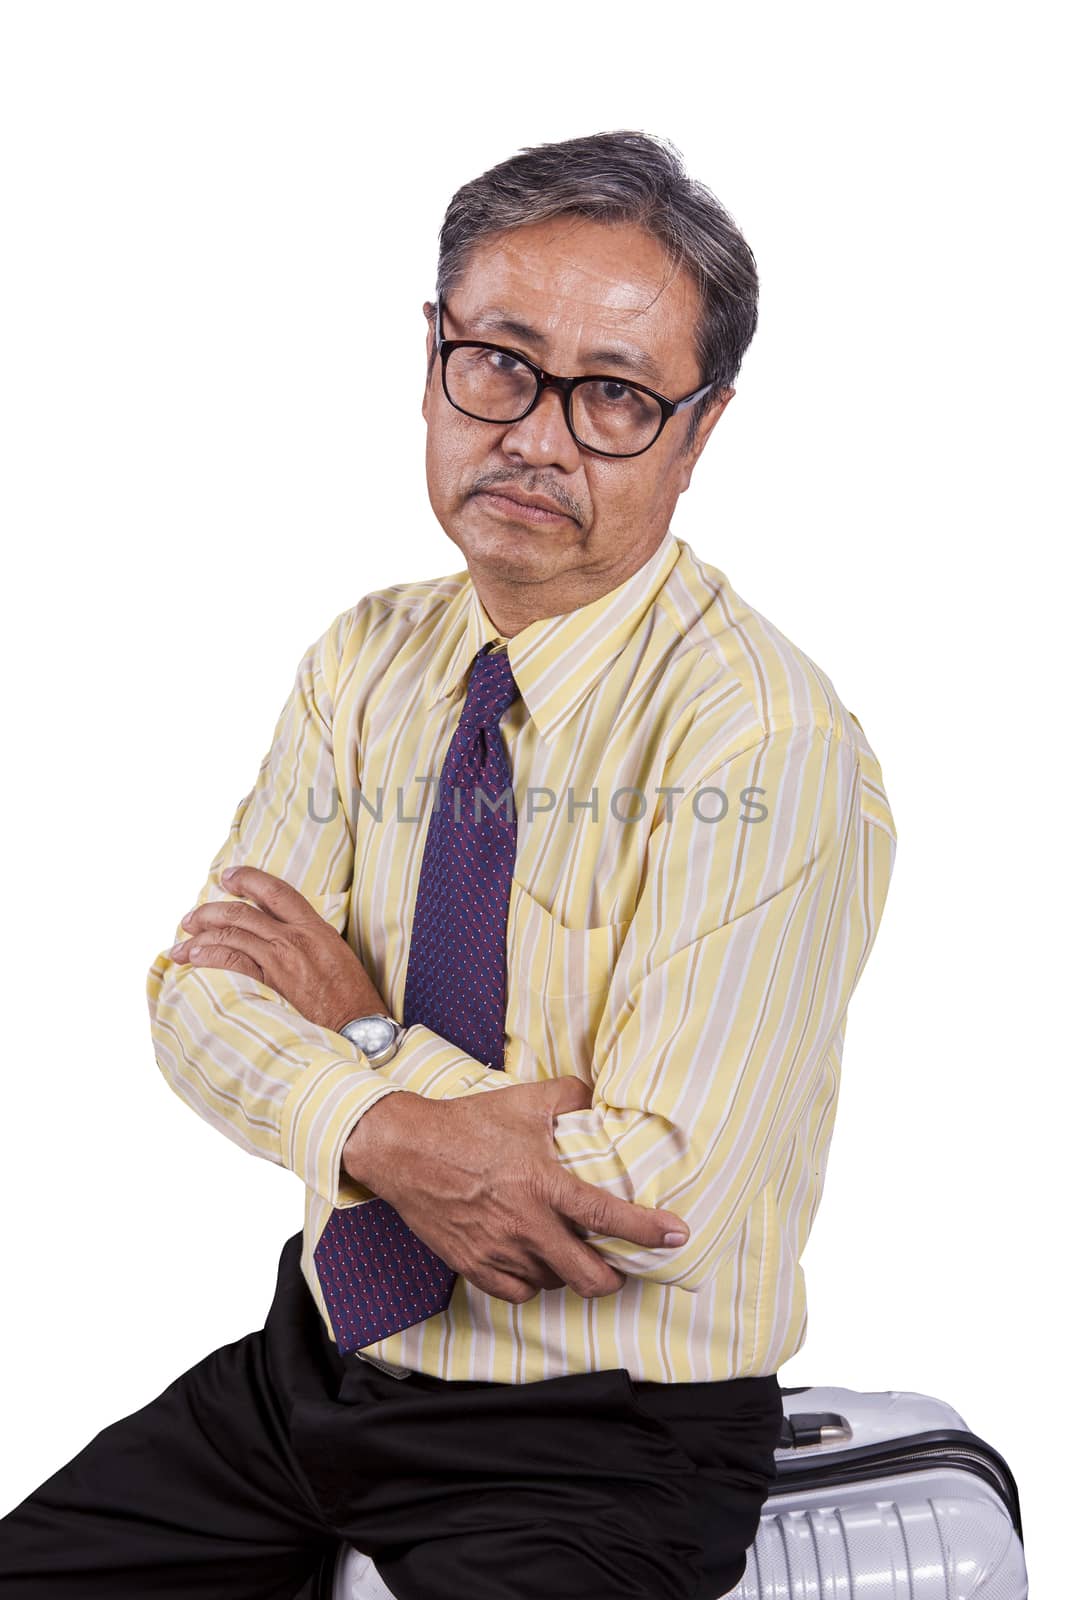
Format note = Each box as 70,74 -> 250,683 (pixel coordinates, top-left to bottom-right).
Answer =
499,380 -> 582,470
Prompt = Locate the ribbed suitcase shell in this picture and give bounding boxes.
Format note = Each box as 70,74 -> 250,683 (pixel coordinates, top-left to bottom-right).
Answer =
332,1384 -> 1028,1599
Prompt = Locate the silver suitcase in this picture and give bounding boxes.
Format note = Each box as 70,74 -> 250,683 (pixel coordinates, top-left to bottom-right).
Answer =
331,1383 -> 1027,1599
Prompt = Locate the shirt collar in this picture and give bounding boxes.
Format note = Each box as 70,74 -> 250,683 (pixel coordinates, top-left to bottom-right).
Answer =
423,528 -> 682,741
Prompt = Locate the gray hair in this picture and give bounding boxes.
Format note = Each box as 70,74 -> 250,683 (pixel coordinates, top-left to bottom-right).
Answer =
431,129 -> 759,454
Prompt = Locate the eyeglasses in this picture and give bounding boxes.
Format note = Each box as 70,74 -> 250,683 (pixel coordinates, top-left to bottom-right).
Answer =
434,297 -> 717,459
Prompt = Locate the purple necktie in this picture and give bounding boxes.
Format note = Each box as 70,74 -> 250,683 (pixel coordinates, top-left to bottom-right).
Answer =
314,642 -> 520,1353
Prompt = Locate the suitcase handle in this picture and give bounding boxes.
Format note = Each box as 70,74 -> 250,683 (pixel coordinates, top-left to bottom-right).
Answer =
779,1411 -> 853,1449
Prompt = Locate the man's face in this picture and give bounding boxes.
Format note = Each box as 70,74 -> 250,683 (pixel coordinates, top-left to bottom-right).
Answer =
421,216 -> 732,632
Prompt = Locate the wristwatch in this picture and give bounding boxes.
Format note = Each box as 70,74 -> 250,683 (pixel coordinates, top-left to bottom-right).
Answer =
338,1012 -> 406,1067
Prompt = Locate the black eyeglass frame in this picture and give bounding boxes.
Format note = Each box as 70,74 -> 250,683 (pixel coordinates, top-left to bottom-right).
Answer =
434,296 -> 718,460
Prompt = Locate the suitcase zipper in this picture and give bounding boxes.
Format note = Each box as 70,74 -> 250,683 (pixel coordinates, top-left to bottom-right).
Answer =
772,1426 -> 1024,1543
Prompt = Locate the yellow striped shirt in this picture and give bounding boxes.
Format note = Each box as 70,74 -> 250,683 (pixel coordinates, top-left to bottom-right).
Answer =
146,527 -> 896,1384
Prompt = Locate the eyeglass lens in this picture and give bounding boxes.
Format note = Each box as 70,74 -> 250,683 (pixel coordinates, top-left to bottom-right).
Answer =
444,347 -> 662,456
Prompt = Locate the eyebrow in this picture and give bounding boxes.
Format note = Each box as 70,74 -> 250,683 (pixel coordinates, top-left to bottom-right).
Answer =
463,306 -> 664,385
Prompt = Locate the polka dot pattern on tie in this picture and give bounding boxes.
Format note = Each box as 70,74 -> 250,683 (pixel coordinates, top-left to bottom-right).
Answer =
314,641 -> 520,1353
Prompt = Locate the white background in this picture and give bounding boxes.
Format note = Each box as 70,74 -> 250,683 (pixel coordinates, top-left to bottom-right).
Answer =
1,1 -> 1060,1591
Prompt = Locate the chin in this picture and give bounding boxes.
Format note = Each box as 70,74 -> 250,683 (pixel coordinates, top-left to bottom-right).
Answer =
463,522 -> 542,561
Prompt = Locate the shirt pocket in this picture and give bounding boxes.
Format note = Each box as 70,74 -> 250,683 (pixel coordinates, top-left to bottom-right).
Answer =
504,879 -> 630,1080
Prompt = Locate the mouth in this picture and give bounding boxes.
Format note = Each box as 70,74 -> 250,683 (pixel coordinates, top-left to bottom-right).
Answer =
474,491 -> 575,526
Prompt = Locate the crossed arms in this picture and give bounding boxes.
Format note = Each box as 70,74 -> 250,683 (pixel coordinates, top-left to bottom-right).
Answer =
147,616 -> 881,1296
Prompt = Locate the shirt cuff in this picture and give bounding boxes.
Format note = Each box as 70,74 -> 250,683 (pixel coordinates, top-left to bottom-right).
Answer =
280,1022 -> 522,1207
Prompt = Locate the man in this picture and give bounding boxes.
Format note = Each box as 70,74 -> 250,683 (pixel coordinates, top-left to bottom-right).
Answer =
0,130 -> 896,1599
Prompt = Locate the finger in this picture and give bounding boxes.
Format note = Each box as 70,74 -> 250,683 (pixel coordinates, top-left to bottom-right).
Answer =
544,1076 -> 595,1115
426,1214 -> 564,1298
183,925 -> 277,976
503,1251 -> 568,1294
526,1210 -> 628,1299
549,1171 -> 689,1251
181,900 -> 282,938
172,942 -> 264,982
463,1266 -> 539,1306
529,1265 -> 567,1291
218,865 -> 320,925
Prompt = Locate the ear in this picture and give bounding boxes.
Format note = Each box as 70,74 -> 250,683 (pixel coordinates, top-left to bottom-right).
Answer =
677,389 -> 735,493
422,300 -> 437,422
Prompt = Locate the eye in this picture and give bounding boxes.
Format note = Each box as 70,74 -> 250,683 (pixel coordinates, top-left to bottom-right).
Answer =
485,350 -> 524,374
591,380 -> 647,408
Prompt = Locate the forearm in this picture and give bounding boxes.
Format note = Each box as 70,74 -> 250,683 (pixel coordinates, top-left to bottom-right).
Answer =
340,1087 -> 424,1191
331,1025 -> 524,1200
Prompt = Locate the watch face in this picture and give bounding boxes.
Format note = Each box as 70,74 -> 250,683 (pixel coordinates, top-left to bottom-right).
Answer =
347,1016 -> 394,1053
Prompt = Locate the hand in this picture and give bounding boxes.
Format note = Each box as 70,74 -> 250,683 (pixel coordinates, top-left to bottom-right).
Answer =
169,865 -> 384,1034
343,1077 -> 691,1304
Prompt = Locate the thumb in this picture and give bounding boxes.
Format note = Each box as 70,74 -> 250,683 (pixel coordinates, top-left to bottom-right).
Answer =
540,1075 -> 594,1115
549,1169 -> 689,1251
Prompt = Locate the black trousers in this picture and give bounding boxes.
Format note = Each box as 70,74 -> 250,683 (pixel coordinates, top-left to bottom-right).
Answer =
0,1231 -> 783,1600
